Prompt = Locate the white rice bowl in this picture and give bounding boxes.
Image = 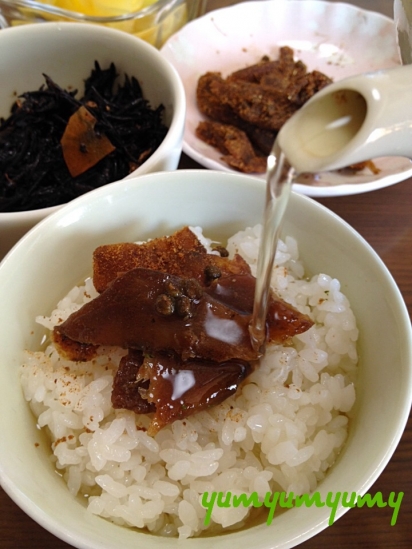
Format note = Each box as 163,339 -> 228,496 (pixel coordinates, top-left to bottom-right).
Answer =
0,170 -> 410,549
20,224 -> 358,538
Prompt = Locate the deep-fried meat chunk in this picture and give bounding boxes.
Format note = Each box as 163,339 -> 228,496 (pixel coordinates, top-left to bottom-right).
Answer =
93,226 -> 206,293
228,47 -> 307,92
295,70 -> 334,105
93,226 -> 252,293
196,72 -> 241,126
205,76 -> 298,132
196,120 -> 267,173
196,72 -> 276,156
195,46 -> 333,173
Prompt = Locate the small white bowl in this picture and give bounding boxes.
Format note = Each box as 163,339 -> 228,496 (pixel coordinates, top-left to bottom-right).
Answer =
0,21 -> 186,259
0,169 -> 411,549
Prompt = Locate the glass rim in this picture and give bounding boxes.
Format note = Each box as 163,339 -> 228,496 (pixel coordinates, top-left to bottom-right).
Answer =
0,0 -> 190,23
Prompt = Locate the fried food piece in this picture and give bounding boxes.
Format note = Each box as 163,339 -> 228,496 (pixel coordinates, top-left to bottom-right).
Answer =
196,120 -> 267,173
93,226 -> 205,293
201,73 -> 297,132
296,70 -> 334,105
338,160 -> 381,175
196,72 -> 276,156
227,48 -> 332,105
196,48 -> 305,130
196,72 -> 241,126
227,47 -> 303,87
195,46 -> 333,173
93,226 -> 251,293
52,329 -> 99,362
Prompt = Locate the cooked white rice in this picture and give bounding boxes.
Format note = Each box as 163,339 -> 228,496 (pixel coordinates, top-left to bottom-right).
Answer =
20,224 -> 358,538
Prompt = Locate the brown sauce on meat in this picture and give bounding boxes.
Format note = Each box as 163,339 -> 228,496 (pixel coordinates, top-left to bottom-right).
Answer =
53,227 -> 313,433
112,349 -> 252,436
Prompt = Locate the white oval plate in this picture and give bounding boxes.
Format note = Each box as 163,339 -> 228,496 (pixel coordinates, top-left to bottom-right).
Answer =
161,0 -> 412,197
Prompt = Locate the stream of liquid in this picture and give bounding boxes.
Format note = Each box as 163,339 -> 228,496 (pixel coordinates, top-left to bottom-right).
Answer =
249,140 -> 297,354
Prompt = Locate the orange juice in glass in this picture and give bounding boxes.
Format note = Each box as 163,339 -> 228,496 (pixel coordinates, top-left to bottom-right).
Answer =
0,0 -> 207,47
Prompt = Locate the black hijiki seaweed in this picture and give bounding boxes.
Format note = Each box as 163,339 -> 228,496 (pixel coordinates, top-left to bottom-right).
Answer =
0,62 -> 169,213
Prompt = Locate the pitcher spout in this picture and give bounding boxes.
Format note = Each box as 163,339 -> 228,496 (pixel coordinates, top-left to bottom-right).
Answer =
277,64 -> 412,174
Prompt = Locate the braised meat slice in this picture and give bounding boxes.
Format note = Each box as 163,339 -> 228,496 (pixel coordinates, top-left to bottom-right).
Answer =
53,268 -> 259,363
91,227 -> 313,347
52,227 -> 313,432
111,349 -> 155,415
112,349 -> 252,435
206,274 -> 313,344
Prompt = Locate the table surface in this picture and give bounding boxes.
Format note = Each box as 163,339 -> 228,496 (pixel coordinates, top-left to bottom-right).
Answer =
1,1 -> 411,548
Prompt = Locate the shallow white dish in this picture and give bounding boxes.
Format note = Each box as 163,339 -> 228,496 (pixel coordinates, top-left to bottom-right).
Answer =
0,169 -> 411,548
161,0 -> 412,197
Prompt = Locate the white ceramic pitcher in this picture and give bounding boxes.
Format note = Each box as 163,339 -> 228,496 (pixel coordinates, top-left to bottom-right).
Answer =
277,64 -> 412,174
394,0 -> 412,64
278,0 -> 412,175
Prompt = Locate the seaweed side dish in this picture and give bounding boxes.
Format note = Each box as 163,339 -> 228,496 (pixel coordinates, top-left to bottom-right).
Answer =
0,62 -> 168,212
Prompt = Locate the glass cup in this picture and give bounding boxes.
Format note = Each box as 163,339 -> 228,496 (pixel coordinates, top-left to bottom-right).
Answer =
0,0 -> 207,48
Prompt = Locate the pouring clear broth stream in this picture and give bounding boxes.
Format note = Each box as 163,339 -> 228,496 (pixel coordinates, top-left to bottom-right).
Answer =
251,64 -> 412,351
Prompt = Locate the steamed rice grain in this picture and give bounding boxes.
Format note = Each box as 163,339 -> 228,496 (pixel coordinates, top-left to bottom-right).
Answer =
20,225 -> 358,538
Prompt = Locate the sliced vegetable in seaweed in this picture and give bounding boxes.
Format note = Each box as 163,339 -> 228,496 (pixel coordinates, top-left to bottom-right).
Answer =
0,62 -> 169,213
61,104 -> 116,177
